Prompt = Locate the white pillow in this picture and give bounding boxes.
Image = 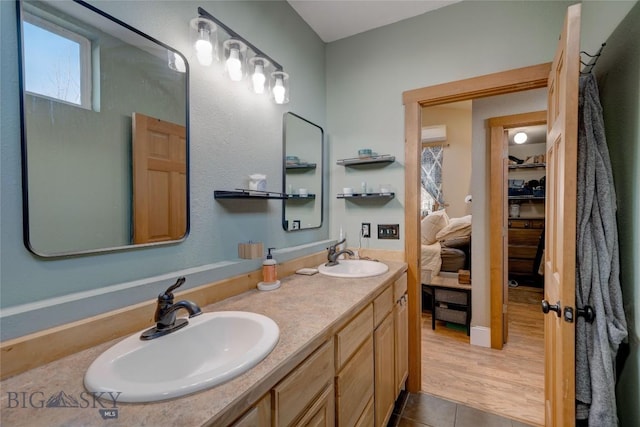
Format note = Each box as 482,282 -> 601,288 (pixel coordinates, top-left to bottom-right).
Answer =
421,210 -> 449,245
436,215 -> 472,241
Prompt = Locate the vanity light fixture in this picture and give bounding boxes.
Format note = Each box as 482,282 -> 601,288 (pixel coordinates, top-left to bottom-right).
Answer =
193,7 -> 289,104
514,131 -> 528,144
190,17 -> 217,66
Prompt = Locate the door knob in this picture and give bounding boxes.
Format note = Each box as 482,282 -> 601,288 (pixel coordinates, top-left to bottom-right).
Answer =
541,300 -> 561,317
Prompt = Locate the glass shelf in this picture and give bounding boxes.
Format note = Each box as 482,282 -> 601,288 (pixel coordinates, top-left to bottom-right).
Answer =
214,189 -> 288,200
337,192 -> 395,200
336,155 -> 395,166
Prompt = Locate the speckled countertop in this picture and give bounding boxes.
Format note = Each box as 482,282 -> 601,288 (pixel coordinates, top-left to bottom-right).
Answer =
0,261 -> 407,427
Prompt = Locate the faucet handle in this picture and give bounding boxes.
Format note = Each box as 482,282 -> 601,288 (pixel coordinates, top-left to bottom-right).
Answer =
162,277 -> 186,298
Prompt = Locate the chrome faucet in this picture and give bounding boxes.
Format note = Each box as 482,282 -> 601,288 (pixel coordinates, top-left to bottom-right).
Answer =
140,277 -> 202,340
326,238 -> 354,266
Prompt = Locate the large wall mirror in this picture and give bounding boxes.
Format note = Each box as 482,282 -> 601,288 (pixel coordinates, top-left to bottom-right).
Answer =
17,0 -> 189,257
282,113 -> 323,231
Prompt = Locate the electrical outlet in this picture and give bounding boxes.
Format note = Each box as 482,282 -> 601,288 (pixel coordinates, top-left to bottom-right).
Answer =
361,222 -> 371,238
378,224 -> 400,239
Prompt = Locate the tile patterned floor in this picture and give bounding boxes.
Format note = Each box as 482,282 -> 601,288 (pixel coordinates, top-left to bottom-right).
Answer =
388,391 -> 535,427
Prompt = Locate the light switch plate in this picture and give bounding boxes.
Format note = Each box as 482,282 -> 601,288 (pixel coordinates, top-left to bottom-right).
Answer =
378,224 -> 399,239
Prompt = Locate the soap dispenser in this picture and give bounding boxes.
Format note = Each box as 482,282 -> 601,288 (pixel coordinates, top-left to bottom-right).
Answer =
258,248 -> 281,291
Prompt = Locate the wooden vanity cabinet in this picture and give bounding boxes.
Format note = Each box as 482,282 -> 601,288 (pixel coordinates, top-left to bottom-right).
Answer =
229,271 -> 409,427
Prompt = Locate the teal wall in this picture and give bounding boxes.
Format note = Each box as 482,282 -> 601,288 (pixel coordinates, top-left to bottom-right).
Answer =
0,0 -> 327,338
597,2 -> 640,425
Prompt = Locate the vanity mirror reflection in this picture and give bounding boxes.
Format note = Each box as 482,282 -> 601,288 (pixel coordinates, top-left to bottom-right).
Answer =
17,0 -> 189,257
282,113 -> 323,231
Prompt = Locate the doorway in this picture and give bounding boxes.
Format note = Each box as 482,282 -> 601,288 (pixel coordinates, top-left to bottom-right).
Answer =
402,63 -> 551,394
488,111 -> 547,348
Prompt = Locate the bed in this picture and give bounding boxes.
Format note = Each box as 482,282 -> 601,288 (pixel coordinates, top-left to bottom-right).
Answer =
420,211 -> 472,284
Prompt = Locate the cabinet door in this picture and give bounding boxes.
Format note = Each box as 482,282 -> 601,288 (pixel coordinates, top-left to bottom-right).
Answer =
273,341 -> 334,427
296,385 -> 335,427
394,294 -> 408,395
374,312 -> 395,427
335,336 -> 374,427
231,394 -> 271,427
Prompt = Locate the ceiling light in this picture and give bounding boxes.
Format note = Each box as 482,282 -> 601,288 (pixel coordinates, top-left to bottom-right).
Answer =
514,132 -> 528,144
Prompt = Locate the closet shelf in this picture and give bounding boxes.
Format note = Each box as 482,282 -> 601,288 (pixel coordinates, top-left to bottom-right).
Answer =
508,162 -> 546,169
508,195 -> 545,201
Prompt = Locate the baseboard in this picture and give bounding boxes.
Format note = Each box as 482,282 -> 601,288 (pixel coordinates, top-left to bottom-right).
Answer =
470,326 -> 491,347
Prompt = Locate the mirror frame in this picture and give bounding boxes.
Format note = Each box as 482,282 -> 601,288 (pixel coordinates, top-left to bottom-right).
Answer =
282,112 -> 324,231
17,0 -> 190,257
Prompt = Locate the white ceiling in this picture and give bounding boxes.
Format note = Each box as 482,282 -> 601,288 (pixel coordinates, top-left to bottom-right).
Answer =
287,0 -> 463,43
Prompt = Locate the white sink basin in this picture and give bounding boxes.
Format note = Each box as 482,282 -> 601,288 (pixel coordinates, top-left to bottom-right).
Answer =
84,311 -> 279,402
317,259 -> 389,278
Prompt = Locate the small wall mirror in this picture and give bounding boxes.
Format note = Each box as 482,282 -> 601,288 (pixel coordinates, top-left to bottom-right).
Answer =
18,0 -> 189,257
282,113 -> 323,231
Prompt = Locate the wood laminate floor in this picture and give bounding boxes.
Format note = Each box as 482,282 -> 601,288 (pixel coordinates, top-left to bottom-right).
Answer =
421,286 -> 545,427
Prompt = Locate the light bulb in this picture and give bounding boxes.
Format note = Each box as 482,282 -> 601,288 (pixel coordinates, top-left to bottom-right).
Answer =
273,77 -> 285,104
514,132 -> 528,144
195,37 -> 213,66
252,64 -> 266,93
226,47 -> 243,81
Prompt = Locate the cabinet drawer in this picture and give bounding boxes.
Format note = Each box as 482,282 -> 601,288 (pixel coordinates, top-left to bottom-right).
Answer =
435,306 -> 468,324
508,229 -> 543,246
335,336 -> 374,427
393,274 -> 408,303
273,340 -> 334,427
374,286 -> 393,327
508,259 -> 535,274
508,245 -> 538,259
434,288 -> 469,305
508,219 -> 545,229
335,304 -> 373,370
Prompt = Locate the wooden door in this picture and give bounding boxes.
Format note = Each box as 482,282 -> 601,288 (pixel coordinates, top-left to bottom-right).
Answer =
132,113 -> 187,244
544,3 -> 580,426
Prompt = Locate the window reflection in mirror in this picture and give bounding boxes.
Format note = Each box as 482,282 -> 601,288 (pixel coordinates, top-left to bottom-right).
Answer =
282,113 -> 323,231
18,0 -> 189,257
